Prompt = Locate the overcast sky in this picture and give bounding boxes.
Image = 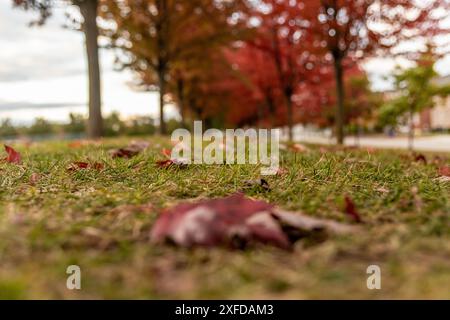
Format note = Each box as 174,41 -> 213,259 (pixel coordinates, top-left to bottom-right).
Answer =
0,2 -> 177,125
0,2 -> 449,125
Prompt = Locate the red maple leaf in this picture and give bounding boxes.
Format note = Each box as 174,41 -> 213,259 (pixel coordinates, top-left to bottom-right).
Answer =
4,145 -> 22,164
151,194 -> 357,250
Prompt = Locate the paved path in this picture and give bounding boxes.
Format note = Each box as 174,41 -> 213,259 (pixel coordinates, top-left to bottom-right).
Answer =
294,134 -> 450,153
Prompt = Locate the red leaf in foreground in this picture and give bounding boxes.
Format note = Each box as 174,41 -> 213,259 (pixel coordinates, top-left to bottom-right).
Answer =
344,196 -> 363,223
4,145 -> 22,164
150,194 -> 356,250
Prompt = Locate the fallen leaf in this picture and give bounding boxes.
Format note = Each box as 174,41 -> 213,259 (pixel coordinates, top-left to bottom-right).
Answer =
434,176 -> 450,183
272,208 -> 357,239
129,140 -> 150,150
156,158 -> 188,169
432,155 -> 447,166
344,196 -> 363,223
375,187 -> 390,194
243,179 -> 270,191
413,153 -> 427,164
109,140 -> 150,159
67,161 -> 104,171
161,148 -> 172,158
438,165 -> 450,177
289,143 -> 308,153
150,193 -> 356,250
68,141 -> 83,148
276,167 -> 289,176
4,145 -> 21,164
92,162 -> 105,171
29,173 -> 41,185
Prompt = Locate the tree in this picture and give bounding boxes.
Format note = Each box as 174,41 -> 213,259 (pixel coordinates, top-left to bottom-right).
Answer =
13,0 -> 104,138
380,48 -> 450,150
248,0 -> 319,141
303,0 -> 450,145
99,0 -> 246,134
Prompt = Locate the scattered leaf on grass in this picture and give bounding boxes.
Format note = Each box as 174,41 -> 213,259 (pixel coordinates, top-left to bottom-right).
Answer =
289,143 -> 308,153
413,153 -> 427,164
109,140 -> 150,159
67,161 -> 104,171
344,196 -> 363,223
29,173 -> 41,185
434,176 -> 450,183
243,179 -> 270,191
438,165 -> 450,177
434,165 -> 450,183
68,141 -> 83,148
375,187 -> 390,194
150,193 -> 356,250
4,145 -> 21,164
156,158 -> 188,169
276,167 -> 288,176
161,148 -> 172,158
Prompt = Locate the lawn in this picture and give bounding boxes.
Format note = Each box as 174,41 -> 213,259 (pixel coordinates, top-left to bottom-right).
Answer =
0,137 -> 449,299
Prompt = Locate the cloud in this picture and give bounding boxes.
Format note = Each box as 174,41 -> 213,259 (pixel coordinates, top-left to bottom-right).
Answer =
0,101 -> 84,111
0,2 -> 85,82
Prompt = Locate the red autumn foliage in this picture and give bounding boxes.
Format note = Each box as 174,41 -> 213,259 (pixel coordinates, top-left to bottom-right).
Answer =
4,145 -> 22,164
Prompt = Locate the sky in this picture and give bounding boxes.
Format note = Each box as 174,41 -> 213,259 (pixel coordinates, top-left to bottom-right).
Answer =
0,1 -> 178,125
0,2 -> 449,126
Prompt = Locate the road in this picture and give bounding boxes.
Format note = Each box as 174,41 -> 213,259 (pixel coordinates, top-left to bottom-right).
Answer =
294,134 -> 450,153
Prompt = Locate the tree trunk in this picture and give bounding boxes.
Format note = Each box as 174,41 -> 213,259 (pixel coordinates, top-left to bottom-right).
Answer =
176,78 -> 186,128
79,0 -> 103,139
333,57 -> 345,145
286,94 -> 294,142
158,69 -> 167,135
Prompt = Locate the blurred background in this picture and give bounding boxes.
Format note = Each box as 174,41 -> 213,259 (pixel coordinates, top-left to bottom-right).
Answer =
1,0 -> 450,149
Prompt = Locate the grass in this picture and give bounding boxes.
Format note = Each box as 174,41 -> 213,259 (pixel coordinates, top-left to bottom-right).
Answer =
0,136 -> 449,299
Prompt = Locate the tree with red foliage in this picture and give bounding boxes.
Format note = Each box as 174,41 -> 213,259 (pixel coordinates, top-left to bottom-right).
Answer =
100,0 -> 246,134
303,0 -> 450,144
248,0 -> 320,140
223,44 -> 283,127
